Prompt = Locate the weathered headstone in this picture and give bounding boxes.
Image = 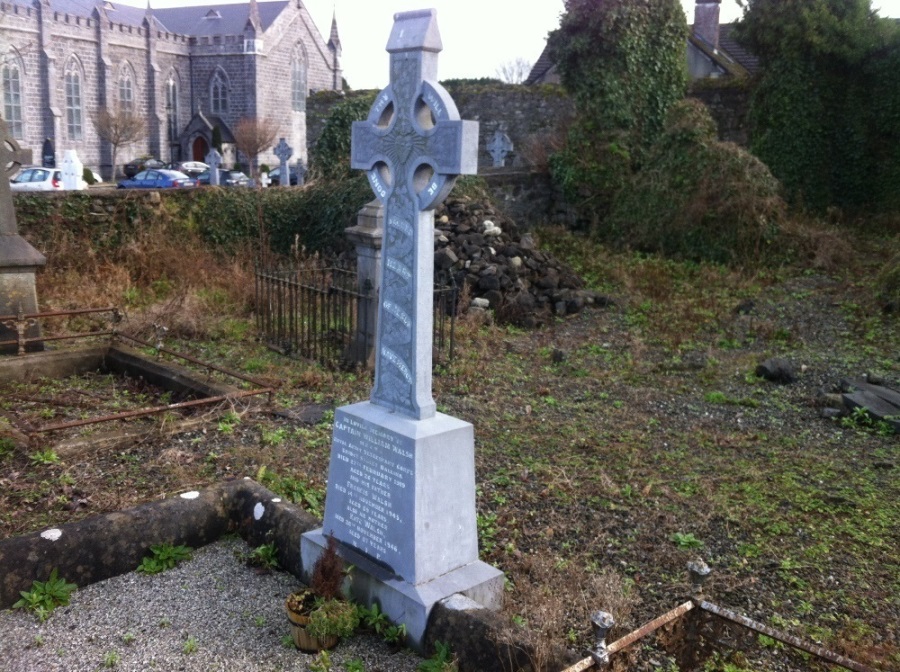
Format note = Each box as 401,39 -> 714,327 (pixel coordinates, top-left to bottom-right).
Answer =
487,129 -> 513,167
295,159 -> 307,186
205,149 -> 222,186
302,9 -> 503,651
61,149 -> 84,190
273,138 -> 292,186
0,121 -> 46,353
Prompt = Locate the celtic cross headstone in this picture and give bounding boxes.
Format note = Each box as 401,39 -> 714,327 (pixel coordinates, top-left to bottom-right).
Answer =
0,121 -> 47,353
302,9 -> 503,652
273,138 -> 292,186
487,129 -> 513,167
205,149 -> 222,186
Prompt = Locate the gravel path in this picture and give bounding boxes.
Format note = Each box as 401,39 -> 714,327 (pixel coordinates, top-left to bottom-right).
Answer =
0,536 -> 423,672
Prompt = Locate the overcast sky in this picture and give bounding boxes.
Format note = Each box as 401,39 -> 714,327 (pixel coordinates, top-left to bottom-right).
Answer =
124,0 -> 900,90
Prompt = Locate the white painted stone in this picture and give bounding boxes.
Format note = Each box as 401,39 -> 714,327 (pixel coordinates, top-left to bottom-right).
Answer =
271,497 -> 281,503
180,491 -> 200,500
253,502 -> 265,520
40,528 -> 62,541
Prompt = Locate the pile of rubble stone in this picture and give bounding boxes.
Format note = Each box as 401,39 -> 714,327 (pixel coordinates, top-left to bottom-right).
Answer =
433,196 -> 609,327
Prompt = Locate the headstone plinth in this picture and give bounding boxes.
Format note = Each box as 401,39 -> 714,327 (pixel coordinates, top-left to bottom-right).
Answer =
302,9 -> 503,652
1,124 -> 46,354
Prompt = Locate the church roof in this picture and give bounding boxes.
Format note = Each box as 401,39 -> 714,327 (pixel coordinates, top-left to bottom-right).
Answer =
153,2 -> 289,37
19,1 -> 290,37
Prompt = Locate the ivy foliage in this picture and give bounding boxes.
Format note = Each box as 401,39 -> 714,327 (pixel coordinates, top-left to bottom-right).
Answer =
734,0 -> 900,211
308,93 -> 376,181
607,99 -> 787,266
546,0 -> 687,225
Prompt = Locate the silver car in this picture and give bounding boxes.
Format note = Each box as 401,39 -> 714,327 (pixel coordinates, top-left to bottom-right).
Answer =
10,167 -> 63,191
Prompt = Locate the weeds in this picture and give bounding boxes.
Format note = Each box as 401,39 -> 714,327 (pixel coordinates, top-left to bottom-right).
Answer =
13,568 -> 78,621
136,543 -> 193,574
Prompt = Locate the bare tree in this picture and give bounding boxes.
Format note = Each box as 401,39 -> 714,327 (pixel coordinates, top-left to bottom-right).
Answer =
496,57 -> 532,84
91,106 -> 146,178
233,117 -> 279,178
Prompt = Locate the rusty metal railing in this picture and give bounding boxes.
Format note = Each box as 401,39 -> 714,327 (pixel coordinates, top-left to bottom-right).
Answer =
0,306 -> 122,355
562,561 -> 878,672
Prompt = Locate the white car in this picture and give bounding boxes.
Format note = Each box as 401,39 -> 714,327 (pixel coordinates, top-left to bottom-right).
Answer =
10,166 -> 87,191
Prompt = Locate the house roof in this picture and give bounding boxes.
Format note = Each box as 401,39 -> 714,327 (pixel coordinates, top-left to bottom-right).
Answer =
525,21 -> 761,85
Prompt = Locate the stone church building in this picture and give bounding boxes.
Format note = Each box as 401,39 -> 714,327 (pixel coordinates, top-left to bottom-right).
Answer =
0,0 -> 343,178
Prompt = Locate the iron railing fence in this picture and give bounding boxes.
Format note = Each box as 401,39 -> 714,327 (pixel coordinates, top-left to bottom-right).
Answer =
255,259 -> 457,370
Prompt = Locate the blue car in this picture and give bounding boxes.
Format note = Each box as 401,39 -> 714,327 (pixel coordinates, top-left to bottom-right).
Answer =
117,169 -> 197,189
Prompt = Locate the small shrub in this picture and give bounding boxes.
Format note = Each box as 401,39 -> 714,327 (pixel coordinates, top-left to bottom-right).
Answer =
137,543 -> 192,574
13,569 -> 78,621
310,535 -> 344,601
606,99 -> 787,266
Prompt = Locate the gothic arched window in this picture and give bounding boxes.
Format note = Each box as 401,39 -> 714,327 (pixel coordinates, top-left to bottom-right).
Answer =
210,70 -> 228,114
64,59 -> 84,140
1,59 -> 24,139
291,48 -> 307,112
118,68 -> 134,111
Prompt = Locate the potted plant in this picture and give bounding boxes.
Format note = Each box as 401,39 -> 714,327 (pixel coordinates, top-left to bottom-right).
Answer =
285,535 -> 359,652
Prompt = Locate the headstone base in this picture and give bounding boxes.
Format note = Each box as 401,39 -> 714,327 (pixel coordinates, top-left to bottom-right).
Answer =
301,528 -> 504,652
0,263 -> 45,354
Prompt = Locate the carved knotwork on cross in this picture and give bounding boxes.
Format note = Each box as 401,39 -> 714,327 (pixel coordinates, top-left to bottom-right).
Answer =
350,9 -> 478,420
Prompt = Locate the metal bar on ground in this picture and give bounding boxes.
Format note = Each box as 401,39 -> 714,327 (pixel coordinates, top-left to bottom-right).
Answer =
560,602 -> 695,672
697,601 -> 877,672
32,387 -> 271,434
0,307 -> 118,321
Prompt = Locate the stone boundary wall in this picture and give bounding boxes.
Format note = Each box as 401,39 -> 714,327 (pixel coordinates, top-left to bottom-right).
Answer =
306,81 -> 752,229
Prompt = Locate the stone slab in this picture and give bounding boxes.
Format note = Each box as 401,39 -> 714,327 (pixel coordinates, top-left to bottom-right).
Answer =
322,401 -> 478,585
301,528 -> 504,653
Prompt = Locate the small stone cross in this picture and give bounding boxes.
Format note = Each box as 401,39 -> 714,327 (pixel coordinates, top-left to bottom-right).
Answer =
259,171 -> 271,188
0,122 -> 28,235
351,9 -> 478,420
205,149 -> 222,186
487,130 -> 513,167
274,138 -> 292,185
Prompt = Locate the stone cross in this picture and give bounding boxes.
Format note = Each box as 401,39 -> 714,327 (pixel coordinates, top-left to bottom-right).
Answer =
0,128 -> 27,235
205,149 -> 222,186
258,171 -> 271,188
61,149 -> 84,190
0,120 -> 46,353
274,138 -> 292,185
351,8 -> 478,420
487,129 -> 513,167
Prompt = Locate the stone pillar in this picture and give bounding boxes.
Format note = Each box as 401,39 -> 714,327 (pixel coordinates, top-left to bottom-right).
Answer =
343,199 -> 383,367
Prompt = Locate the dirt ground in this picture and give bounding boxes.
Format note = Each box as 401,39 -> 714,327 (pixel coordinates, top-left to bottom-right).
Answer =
1,230 -> 898,671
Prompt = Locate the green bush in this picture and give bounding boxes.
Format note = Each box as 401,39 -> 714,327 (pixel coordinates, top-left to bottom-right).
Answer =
308,93 -> 376,181
606,99 -> 787,266
82,166 -> 97,185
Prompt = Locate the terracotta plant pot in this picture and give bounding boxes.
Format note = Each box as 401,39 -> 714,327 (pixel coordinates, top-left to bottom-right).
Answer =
285,595 -> 339,652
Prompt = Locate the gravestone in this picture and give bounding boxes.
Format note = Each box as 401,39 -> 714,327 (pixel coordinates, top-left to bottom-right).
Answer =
0,121 -> 46,353
301,9 -> 503,651
273,138 -> 292,186
295,159 -> 307,186
205,149 -> 222,186
61,150 -> 83,190
487,129 -> 513,167
258,171 -> 271,189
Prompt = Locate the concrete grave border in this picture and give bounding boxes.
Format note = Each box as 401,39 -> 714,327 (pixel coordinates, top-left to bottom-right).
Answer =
0,480 -> 571,671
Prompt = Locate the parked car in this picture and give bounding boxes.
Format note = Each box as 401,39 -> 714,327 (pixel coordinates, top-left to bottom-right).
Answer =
165,161 -> 208,178
10,166 -> 87,191
196,169 -> 251,187
117,169 -> 197,189
123,157 -> 166,178
267,166 -> 301,186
